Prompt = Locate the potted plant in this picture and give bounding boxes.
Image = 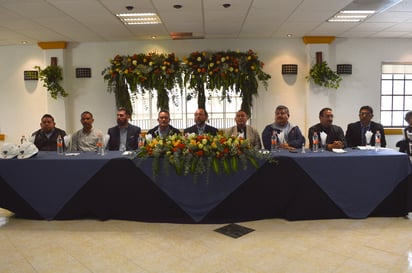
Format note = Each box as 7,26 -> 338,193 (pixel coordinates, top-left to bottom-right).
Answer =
306,52 -> 342,89
35,65 -> 68,99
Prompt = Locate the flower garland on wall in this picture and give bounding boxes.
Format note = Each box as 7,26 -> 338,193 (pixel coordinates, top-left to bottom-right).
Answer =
102,50 -> 271,116
102,52 -> 182,114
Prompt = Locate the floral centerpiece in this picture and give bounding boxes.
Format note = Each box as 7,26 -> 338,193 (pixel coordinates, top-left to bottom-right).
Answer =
135,133 -> 270,179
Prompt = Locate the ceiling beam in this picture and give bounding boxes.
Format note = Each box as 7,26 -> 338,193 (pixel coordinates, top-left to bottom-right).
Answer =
302,36 -> 335,44
37,41 -> 67,50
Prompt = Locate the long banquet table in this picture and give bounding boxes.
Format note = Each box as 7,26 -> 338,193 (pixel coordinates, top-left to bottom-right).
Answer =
0,149 -> 410,223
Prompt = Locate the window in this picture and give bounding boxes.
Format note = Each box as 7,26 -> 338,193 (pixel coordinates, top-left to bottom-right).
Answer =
129,87 -> 244,131
381,63 -> 412,127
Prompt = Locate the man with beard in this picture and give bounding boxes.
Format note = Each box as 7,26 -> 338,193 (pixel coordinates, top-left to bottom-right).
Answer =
71,111 -> 102,151
107,107 -> 141,151
184,108 -> 218,136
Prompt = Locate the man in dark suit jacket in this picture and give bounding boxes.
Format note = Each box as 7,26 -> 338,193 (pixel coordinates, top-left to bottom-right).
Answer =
147,110 -> 181,138
107,107 -> 141,151
308,107 -> 346,150
32,114 -> 66,151
345,105 -> 386,147
184,108 -> 218,135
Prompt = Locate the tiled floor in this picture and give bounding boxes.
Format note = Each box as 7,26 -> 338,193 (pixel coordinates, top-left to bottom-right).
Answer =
1,208 -> 412,273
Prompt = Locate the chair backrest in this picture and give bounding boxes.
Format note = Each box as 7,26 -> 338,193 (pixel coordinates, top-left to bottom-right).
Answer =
396,140 -> 408,153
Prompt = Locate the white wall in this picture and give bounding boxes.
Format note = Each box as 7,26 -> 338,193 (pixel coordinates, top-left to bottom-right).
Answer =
0,37 -> 410,148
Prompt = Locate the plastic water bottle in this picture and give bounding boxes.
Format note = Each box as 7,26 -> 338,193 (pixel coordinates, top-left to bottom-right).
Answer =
96,135 -> 104,155
57,134 -> 64,154
271,131 -> 278,152
375,130 -> 381,151
312,131 -> 319,152
20,135 -> 27,144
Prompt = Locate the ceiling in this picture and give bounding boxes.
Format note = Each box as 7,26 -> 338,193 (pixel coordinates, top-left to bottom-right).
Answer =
1,0 -> 412,47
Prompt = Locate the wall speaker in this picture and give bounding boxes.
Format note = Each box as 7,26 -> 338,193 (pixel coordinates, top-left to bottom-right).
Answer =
337,64 -> 352,74
24,70 -> 39,81
281,64 -> 298,75
75,68 -> 92,78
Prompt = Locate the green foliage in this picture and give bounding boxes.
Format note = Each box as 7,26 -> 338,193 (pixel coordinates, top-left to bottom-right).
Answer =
102,50 -> 272,117
306,61 -> 342,89
35,65 -> 68,99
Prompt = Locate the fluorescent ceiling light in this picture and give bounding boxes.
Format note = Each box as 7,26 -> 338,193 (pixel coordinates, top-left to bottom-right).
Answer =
328,0 -> 403,23
116,13 -> 161,25
340,10 -> 375,14
328,10 -> 376,22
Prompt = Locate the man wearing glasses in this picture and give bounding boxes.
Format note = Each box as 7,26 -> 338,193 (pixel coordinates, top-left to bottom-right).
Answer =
345,105 -> 386,148
147,110 -> 181,138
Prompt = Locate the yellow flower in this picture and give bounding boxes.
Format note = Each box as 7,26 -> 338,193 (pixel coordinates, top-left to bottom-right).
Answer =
135,133 -> 269,177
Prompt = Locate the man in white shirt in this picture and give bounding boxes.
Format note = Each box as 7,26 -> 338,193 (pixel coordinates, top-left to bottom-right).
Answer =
71,111 -> 102,152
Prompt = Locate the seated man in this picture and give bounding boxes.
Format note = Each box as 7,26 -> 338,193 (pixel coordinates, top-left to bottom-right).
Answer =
107,107 -> 141,151
32,114 -> 66,151
397,111 -> 412,154
345,105 -> 386,147
71,111 -> 102,152
147,110 -> 181,138
184,108 -> 218,136
226,110 -> 262,150
261,105 -> 305,150
308,107 -> 346,150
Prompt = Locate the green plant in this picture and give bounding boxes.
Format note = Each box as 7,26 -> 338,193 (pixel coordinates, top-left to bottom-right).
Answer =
306,61 -> 342,89
35,65 -> 68,99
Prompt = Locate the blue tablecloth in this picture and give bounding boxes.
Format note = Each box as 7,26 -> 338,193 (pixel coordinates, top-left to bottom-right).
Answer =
277,148 -> 411,217
0,149 -> 410,222
0,151 -> 125,219
137,159 -> 262,222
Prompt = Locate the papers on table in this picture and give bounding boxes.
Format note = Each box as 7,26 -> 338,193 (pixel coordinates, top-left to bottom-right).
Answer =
332,148 -> 347,154
64,152 -> 80,156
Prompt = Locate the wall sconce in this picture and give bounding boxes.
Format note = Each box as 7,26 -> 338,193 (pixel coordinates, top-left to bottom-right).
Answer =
75,68 -> 92,78
24,70 -> 39,81
337,64 -> 352,75
282,64 -> 298,75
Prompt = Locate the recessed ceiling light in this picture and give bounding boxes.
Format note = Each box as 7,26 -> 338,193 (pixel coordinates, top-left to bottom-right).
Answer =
173,4 -> 182,9
151,36 -> 157,39
116,13 -> 161,25
286,34 -> 293,38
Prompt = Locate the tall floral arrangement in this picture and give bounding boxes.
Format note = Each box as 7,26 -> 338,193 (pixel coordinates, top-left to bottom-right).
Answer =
182,50 -> 271,116
102,52 -> 183,113
136,133 -> 269,180
182,51 -> 209,109
102,50 -> 271,116
101,54 -> 133,114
